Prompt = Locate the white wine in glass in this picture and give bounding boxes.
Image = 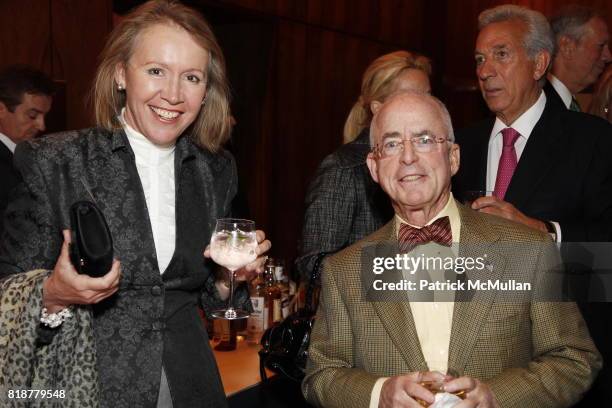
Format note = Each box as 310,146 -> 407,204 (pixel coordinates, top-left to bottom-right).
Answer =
209,218 -> 258,320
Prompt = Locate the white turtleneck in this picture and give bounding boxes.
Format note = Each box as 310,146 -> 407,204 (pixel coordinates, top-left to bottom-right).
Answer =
121,115 -> 176,274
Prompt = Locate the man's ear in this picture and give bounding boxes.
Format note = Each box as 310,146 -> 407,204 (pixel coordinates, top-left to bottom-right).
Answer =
449,143 -> 460,177
558,35 -> 576,59
533,50 -> 551,82
370,100 -> 382,115
366,152 -> 380,184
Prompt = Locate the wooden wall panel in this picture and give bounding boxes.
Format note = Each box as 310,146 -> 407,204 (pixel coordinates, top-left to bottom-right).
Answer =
204,0 -> 424,47
0,0 -> 51,71
51,0 -> 113,129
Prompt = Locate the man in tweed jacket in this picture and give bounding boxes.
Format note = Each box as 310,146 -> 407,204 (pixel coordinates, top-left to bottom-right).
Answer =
302,92 -> 600,408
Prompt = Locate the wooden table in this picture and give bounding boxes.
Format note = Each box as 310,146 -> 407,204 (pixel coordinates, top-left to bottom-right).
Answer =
212,336 -> 273,396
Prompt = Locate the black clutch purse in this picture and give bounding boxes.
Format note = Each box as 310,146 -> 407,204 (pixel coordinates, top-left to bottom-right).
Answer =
69,201 -> 113,278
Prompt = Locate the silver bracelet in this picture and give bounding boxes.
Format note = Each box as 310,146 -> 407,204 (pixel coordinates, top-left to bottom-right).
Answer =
40,307 -> 73,328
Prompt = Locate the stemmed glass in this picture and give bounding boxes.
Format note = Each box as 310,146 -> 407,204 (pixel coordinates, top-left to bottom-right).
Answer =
209,218 -> 258,320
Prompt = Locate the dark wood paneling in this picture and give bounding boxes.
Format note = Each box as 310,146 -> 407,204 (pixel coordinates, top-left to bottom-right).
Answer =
51,0 -> 113,129
0,0 -> 51,72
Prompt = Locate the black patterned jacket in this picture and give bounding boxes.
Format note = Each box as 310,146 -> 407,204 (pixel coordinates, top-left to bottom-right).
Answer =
295,129 -> 394,282
0,127 -> 248,407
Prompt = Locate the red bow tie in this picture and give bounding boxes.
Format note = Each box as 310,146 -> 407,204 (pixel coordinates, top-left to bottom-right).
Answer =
398,216 -> 453,253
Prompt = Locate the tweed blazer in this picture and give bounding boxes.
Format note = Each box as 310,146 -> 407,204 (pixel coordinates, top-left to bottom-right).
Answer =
0,127 -> 248,408
296,129 -> 393,281
302,203 -> 601,408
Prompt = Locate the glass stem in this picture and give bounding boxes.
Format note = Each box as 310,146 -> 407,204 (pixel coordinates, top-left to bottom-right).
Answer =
228,270 -> 235,309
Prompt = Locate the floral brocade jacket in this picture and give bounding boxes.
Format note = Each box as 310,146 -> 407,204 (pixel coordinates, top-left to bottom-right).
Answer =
0,127 -> 249,408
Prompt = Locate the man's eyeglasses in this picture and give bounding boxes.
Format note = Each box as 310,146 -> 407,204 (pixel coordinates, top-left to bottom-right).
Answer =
372,135 -> 451,158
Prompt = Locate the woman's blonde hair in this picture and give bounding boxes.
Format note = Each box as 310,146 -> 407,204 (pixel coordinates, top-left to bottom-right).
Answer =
343,51 -> 432,143
589,67 -> 612,122
92,0 -> 231,152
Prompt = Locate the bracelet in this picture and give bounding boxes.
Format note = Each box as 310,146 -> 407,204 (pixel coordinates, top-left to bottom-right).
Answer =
40,307 -> 73,328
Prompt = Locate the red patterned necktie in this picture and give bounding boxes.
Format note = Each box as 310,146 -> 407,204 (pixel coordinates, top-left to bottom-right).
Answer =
493,127 -> 520,200
398,216 -> 452,253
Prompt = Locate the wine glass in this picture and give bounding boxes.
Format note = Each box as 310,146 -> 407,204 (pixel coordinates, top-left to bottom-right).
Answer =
209,218 -> 258,320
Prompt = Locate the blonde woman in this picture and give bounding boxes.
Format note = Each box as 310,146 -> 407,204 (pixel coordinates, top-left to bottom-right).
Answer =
589,65 -> 612,122
0,1 -> 269,406
296,51 -> 431,281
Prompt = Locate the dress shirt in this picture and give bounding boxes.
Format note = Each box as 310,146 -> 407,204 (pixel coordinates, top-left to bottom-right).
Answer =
0,132 -> 16,153
486,91 -> 561,242
370,193 -> 461,408
548,75 -> 573,109
122,116 -> 176,274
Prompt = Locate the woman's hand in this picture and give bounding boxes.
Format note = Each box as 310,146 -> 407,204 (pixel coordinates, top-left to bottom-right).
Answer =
205,229 -> 271,299
42,229 -> 121,313
235,229 -> 271,282
204,229 -> 271,282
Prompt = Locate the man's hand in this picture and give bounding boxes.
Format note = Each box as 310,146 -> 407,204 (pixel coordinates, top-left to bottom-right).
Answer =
443,376 -> 499,408
471,196 -> 547,232
43,229 -> 121,313
379,371 -> 446,408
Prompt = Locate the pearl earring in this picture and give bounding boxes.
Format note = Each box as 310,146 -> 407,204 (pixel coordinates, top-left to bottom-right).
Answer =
117,84 -> 124,91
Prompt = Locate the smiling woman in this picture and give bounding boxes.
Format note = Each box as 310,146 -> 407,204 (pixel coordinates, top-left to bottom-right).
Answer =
0,1 -> 271,408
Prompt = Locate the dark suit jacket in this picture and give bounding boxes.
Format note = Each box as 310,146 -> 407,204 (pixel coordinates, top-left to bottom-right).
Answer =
0,141 -> 21,234
0,127 -> 248,408
544,80 -> 568,111
453,97 -> 612,242
295,129 -> 393,281
303,204 -> 601,408
453,98 -> 612,406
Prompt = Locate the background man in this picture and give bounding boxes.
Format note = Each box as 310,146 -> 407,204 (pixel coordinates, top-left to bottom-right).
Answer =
547,5 -> 611,111
453,5 -> 612,406
0,65 -> 54,220
302,91 -> 600,408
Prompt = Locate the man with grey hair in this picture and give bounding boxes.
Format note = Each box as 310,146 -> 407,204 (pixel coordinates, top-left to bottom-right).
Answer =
302,91 -> 600,408
547,5 -> 610,111
453,4 -> 612,406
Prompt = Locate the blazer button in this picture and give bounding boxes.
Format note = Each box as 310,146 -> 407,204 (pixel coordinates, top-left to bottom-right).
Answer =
151,285 -> 162,296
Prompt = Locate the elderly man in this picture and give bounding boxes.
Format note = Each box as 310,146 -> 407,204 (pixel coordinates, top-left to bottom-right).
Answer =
302,91 -> 600,408
0,65 -> 54,219
453,4 -> 612,243
546,5 -> 611,111
453,5 -> 612,406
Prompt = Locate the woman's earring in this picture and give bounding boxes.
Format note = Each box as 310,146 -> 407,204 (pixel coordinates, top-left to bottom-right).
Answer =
117,84 -> 124,91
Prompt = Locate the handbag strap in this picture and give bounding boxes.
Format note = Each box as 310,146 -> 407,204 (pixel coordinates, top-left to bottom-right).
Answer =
304,251 -> 332,312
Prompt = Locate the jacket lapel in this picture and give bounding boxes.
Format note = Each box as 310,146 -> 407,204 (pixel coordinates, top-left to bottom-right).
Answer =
369,221 -> 429,371
447,205 -> 507,375
504,100 -> 566,209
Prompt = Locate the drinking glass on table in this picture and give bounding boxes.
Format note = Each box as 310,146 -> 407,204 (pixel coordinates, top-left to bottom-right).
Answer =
209,218 -> 258,320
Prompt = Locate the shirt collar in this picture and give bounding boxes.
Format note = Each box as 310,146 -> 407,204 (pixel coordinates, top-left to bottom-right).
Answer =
394,192 -> 461,243
0,132 -> 16,153
548,75 -> 573,109
119,110 -> 175,165
490,90 -> 546,142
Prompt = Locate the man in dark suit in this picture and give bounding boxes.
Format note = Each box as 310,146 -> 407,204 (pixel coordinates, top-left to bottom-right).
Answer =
453,5 -> 612,406
0,65 -> 54,221
546,5 -> 611,111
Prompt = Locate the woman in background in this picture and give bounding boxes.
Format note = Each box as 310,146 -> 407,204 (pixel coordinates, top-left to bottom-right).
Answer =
295,51 -> 431,282
589,65 -> 612,122
0,1 -> 269,407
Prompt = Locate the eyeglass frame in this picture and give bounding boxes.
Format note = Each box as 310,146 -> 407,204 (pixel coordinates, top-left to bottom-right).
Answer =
370,133 -> 453,159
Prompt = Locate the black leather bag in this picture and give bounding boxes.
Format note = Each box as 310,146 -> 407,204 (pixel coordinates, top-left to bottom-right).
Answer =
259,252 -> 328,383
69,201 -> 113,278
